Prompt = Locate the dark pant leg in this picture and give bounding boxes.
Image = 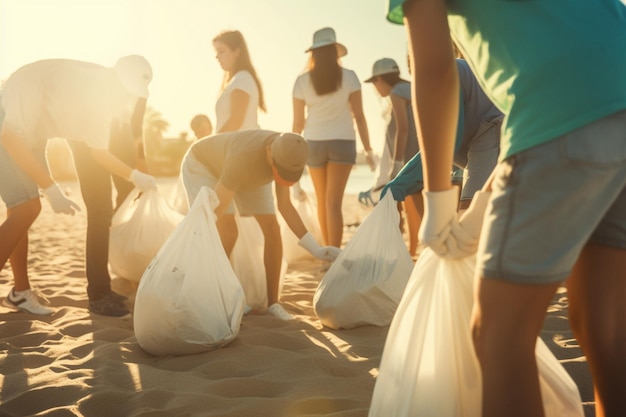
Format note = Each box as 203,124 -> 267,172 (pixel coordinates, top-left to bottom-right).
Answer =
69,141 -> 113,301
109,122 -> 137,210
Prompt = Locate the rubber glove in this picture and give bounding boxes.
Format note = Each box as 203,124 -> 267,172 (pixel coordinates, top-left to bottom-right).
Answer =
298,232 -> 341,262
381,152 -> 424,202
389,160 -> 404,180
129,169 -> 158,191
42,183 -> 81,215
365,150 -> 377,172
447,191 -> 492,258
358,188 -> 375,208
418,187 -> 459,257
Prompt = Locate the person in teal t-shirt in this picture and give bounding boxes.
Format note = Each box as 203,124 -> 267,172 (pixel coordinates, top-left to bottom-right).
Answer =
387,1 -> 626,417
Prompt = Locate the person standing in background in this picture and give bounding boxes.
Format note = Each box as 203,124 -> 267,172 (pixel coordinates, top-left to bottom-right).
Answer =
213,30 -> 265,133
292,27 -> 375,248
365,57 -> 421,258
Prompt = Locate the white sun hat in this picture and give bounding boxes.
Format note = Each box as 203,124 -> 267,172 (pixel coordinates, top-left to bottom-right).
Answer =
113,55 -> 153,98
306,27 -> 347,57
364,58 -> 400,83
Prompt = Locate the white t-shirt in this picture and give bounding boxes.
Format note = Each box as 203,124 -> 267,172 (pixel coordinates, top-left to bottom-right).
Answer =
215,70 -> 260,132
1,59 -> 129,149
292,67 -> 361,141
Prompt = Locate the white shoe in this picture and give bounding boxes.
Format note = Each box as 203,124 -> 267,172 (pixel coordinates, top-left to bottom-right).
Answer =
267,303 -> 295,321
3,288 -> 54,316
243,304 -> 253,315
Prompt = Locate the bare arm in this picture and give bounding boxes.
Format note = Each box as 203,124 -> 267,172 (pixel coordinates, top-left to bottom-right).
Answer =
349,90 -> 373,152
275,184 -> 307,239
292,98 -> 306,134
404,0 -> 459,192
390,92 -> 410,162
1,128 -> 54,189
217,89 -> 250,133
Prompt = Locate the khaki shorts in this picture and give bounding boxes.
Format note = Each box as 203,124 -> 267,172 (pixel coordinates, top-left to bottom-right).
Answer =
477,109 -> 626,284
181,151 -> 275,216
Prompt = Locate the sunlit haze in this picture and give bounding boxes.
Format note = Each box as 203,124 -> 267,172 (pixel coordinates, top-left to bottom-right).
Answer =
0,0 -> 408,152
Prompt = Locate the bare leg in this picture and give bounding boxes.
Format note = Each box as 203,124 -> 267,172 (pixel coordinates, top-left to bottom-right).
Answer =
216,214 -> 238,257
308,166 -> 328,245
567,243 -> 626,417
254,214 -> 283,306
403,196 -> 421,257
0,200 -> 41,291
324,162 -> 352,247
471,278 -> 560,417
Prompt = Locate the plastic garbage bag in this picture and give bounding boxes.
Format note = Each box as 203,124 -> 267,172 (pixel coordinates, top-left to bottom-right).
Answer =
134,187 -> 246,356
313,192 -> 414,329
169,176 -> 189,214
109,189 -> 184,283
229,214 -> 287,310
368,248 -> 584,417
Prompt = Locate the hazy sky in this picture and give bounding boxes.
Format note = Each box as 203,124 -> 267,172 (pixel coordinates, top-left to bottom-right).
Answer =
0,0 -> 408,152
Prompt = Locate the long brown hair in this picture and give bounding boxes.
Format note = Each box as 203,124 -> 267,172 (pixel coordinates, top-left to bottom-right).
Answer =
213,30 -> 266,112
307,45 -> 342,96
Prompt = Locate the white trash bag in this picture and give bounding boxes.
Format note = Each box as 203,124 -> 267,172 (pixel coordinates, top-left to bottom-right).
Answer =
230,214 -> 287,310
368,248 -> 584,417
109,189 -> 184,283
134,187 -> 246,356
313,192 -> 414,329
169,176 -> 189,214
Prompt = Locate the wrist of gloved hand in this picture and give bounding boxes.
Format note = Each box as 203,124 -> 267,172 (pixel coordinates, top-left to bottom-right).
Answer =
129,169 -> 157,191
298,232 -> 341,261
42,183 -> 81,215
418,187 -> 459,256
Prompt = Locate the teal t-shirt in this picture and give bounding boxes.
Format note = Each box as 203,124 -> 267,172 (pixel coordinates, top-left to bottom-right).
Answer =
387,0 -> 626,161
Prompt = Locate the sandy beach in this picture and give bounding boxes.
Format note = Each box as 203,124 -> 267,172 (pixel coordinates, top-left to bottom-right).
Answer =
0,177 -> 596,417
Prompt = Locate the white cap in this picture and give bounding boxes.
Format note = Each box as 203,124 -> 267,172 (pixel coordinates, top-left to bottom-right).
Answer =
305,27 -> 347,57
364,58 -> 400,83
113,55 -> 152,98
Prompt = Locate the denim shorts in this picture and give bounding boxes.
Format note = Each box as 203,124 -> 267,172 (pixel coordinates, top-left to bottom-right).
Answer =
477,109 -> 626,284
0,104 -> 46,208
306,139 -> 356,167
181,151 -> 275,216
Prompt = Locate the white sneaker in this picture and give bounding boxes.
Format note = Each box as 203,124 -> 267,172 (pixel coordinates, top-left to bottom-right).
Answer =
267,303 -> 295,321
243,304 -> 253,315
3,288 -> 54,316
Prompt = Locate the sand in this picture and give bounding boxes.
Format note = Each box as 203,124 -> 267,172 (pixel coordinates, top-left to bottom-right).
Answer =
0,177 -> 596,417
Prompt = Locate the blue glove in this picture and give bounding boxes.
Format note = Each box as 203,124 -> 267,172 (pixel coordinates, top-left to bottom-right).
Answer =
358,188 -> 375,207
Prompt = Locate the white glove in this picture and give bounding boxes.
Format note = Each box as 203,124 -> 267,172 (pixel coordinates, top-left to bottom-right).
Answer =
418,187 -> 459,257
365,150 -> 377,172
298,232 -> 341,262
389,160 -> 404,180
447,191 -> 492,258
129,169 -> 157,191
292,181 -> 307,202
42,183 -> 81,215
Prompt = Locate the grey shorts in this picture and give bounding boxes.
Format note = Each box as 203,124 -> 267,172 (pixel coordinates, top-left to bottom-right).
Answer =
477,109 -> 626,285
181,151 -> 275,216
307,139 -> 356,167
0,105 -> 46,208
